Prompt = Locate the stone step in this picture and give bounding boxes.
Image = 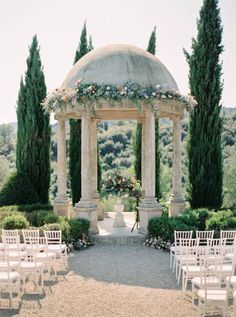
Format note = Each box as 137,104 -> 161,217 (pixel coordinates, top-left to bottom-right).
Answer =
92,234 -> 146,245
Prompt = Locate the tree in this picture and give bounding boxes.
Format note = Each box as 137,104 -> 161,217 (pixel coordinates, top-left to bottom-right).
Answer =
16,35 -> 50,203
184,0 -> 223,209
69,22 -> 95,205
134,26 -> 161,199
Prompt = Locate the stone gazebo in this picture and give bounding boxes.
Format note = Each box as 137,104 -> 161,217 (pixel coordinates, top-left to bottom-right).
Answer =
51,44 -> 188,234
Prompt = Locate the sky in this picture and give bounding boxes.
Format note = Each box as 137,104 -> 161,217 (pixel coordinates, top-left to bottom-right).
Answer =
0,0 -> 235,123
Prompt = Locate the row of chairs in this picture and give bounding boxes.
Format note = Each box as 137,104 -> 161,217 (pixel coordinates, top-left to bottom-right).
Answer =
0,229 -> 68,308
170,230 -> 236,316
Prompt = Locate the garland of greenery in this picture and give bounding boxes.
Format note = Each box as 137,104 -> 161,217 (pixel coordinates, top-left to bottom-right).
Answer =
42,80 -> 196,113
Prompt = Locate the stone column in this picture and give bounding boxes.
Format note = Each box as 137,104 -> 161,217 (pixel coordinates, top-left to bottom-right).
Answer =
75,113 -> 98,233
91,119 -> 103,220
53,118 -> 71,217
139,110 -> 162,234
168,117 -> 185,216
141,119 -> 146,197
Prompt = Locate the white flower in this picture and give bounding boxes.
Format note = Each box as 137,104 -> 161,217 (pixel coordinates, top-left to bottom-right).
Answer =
106,86 -> 111,91
152,92 -> 156,97
161,94 -> 167,99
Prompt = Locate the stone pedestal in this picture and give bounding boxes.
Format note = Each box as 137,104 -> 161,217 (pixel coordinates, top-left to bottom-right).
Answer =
113,202 -> 126,227
168,196 -> 186,217
53,197 -> 71,218
138,198 -> 162,234
75,199 -> 99,234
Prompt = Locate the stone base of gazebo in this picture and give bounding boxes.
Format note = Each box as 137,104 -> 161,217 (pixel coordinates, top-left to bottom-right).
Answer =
138,198 -> 162,234
53,196 -> 71,218
74,200 -> 99,234
168,196 -> 186,217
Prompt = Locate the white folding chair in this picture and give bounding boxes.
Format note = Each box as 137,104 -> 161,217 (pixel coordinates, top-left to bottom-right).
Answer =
2,236 -> 27,261
221,230 -> 236,255
175,238 -> 198,284
170,230 -> 193,270
197,256 -> 229,317
44,230 -> 68,276
0,248 -> 21,308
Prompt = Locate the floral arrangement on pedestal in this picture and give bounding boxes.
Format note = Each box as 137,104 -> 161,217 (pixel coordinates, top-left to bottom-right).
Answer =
103,172 -> 141,199
42,80 -> 197,113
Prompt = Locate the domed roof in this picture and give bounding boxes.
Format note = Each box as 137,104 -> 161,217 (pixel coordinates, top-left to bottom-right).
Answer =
62,44 -> 178,91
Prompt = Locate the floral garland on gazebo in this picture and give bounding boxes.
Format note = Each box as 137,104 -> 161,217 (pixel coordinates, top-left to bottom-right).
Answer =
42,80 -> 196,113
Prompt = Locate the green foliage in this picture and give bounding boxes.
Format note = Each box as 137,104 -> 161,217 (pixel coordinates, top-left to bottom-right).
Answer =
3,214 -> 29,230
69,218 -> 90,241
178,208 -> 210,231
185,0 -> 223,209
69,119 -> 81,205
133,123 -> 142,181
0,203 -> 52,213
147,26 -> 156,55
0,172 -> 40,206
26,210 -> 59,227
16,35 -> 50,203
206,210 -> 236,230
148,215 -> 191,243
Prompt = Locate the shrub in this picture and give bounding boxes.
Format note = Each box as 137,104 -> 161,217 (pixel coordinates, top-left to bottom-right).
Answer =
206,210 -> 235,231
148,215 -> 196,243
69,218 -> 90,242
0,172 -> 40,206
25,210 -> 59,227
0,203 -> 53,213
178,208 -> 210,231
3,214 -> 29,229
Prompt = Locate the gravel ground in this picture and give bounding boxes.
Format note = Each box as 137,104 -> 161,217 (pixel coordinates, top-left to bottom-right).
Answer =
0,245 -> 200,317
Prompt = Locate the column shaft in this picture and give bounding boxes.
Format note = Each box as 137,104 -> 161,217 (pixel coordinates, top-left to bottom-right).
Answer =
57,118 -> 67,199
172,118 -> 183,198
81,114 -> 92,199
144,110 -> 155,198
141,120 -> 146,194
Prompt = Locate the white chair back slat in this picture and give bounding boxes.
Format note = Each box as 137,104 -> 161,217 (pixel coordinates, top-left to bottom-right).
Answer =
22,229 -> 40,244
2,229 -> 19,238
44,230 -> 62,245
196,230 -> 214,240
174,230 -> 193,246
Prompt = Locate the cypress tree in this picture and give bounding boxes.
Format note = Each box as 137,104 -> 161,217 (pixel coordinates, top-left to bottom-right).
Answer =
69,22 -> 96,205
184,0 -> 223,209
16,35 -> 50,203
134,26 -> 161,199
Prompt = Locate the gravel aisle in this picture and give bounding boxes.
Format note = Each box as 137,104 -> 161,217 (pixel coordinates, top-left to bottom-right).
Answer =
0,245 -> 198,317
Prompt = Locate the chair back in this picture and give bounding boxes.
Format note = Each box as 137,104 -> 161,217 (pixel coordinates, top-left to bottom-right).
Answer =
220,230 -> 236,244
2,229 -> 19,238
44,230 -> 62,245
174,230 -> 193,246
22,229 -> 40,244
196,230 -> 214,240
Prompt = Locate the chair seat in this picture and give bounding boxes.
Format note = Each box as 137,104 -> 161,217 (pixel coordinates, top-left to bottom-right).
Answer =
192,276 -> 220,286
198,289 -> 227,302
20,261 -> 43,269
182,265 -> 201,272
0,261 -> 19,268
0,271 -> 20,282
226,275 -> 236,286
36,252 -> 55,259
209,264 -> 232,272
8,251 -> 27,258
48,245 -> 66,252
